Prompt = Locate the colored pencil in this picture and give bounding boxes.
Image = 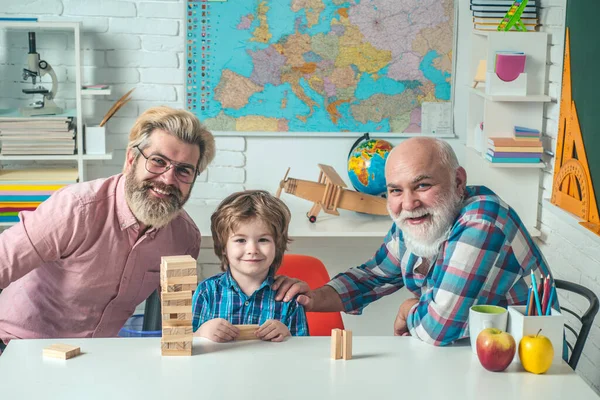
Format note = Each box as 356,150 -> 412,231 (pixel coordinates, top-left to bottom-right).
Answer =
541,275 -> 551,315
531,271 -> 543,316
546,285 -> 556,316
525,285 -> 533,316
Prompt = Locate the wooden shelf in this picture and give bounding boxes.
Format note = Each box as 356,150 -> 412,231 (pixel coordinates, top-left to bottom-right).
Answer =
0,152 -> 112,161
469,87 -> 551,102
81,88 -> 111,96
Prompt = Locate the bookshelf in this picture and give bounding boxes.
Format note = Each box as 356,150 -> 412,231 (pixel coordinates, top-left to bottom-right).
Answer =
0,21 -> 113,228
0,21 -> 113,182
464,31 -> 550,237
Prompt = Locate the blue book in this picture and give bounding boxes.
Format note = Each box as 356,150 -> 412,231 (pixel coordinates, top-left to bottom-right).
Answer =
0,17 -> 38,21
514,126 -> 540,133
485,154 -> 541,163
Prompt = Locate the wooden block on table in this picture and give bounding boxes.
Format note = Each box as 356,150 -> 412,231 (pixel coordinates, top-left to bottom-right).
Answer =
43,343 -> 81,360
330,328 -> 342,360
342,330 -> 352,360
161,339 -> 192,356
234,324 -> 259,341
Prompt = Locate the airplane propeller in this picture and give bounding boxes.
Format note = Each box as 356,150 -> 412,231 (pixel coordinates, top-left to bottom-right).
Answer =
275,167 -> 291,198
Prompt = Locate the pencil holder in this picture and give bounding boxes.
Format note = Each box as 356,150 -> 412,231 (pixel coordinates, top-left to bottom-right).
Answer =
507,305 -> 564,363
85,125 -> 106,155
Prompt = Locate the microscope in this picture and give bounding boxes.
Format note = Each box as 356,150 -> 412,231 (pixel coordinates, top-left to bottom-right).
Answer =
19,32 -> 63,117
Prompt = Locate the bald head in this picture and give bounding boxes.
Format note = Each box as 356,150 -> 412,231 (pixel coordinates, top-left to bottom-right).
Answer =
386,137 -> 459,176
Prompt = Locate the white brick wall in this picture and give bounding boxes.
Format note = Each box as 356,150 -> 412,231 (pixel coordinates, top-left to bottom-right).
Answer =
0,0 -> 246,203
537,0 -> 600,394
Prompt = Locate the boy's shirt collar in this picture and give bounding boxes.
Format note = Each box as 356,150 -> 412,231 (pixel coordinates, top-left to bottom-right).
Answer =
219,267 -> 275,298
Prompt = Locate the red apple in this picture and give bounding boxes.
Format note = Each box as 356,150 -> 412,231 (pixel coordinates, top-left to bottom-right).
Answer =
476,328 -> 516,372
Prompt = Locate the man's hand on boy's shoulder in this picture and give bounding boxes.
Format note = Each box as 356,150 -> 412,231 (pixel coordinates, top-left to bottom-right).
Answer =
256,319 -> 290,342
272,275 -> 312,308
195,318 -> 240,342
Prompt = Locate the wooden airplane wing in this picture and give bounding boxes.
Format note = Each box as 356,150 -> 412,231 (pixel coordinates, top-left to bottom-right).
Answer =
317,164 -> 347,188
337,189 -> 388,216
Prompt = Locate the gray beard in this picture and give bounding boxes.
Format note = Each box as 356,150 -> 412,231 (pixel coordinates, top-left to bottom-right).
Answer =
124,171 -> 188,229
389,190 -> 464,259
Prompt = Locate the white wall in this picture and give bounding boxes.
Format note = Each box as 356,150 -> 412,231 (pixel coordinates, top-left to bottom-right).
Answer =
535,0 -> 600,394
3,0 -> 600,393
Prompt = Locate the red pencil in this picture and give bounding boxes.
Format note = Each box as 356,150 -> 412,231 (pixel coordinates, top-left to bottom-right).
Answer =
537,274 -> 545,314
541,275 -> 551,315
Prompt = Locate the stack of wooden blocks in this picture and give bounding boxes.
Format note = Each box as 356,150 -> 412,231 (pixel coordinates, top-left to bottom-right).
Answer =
330,328 -> 352,360
160,255 -> 197,356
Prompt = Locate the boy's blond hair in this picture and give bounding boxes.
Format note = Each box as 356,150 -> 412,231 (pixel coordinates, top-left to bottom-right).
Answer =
123,106 -> 215,175
211,190 -> 292,272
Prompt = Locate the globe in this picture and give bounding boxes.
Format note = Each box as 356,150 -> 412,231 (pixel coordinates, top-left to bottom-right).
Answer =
347,138 -> 393,196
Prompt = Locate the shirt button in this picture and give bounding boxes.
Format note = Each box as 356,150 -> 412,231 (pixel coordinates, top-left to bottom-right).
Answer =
244,301 -> 249,306
134,224 -> 139,229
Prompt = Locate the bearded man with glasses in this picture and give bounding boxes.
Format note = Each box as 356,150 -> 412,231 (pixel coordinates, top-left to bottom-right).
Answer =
0,106 -> 215,353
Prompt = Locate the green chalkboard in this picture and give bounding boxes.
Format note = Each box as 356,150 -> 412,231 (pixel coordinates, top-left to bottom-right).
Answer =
566,0 -> 600,208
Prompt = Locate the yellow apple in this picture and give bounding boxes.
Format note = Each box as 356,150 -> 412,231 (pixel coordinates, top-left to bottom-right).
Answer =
519,329 -> 554,374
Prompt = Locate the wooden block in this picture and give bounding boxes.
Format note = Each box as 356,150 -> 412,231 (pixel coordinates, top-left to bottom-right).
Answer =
161,339 -> 192,356
234,324 -> 259,341
161,291 -> 193,306
162,313 -> 193,326
342,330 -> 352,360
43,344 -> 81,360
161,275 -> 197,286
330,329 -> 342,360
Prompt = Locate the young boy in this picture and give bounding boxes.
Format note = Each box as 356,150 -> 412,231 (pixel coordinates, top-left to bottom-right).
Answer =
192,190 -> 308,342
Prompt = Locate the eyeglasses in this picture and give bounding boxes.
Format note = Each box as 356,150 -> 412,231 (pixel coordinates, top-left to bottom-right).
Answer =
135,145 -> 197,184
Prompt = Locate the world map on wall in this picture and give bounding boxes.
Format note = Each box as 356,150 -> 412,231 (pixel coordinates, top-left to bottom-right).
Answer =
185,0 -> 454,134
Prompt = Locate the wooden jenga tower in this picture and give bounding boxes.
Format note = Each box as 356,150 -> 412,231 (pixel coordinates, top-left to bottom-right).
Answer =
160,255 -> 197,356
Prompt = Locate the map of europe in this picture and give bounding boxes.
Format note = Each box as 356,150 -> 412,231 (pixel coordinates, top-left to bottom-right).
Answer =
185,0 -> 454,133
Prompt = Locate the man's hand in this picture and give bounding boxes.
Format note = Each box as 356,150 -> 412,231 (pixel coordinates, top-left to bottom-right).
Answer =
195,318 -> 240,342
272,275 -> 313,308
394,298 -> 419,336
256,319 -> 290,342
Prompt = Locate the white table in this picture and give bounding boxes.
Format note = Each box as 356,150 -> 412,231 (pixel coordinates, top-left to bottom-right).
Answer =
1,337 -> 597,400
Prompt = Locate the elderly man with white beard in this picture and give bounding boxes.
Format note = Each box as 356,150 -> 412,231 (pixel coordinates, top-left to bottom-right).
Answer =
0,106 -> 215,353
273,137 -> 558,345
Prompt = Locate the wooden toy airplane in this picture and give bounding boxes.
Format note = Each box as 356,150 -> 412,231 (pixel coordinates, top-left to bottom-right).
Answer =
275,164 -> 388,223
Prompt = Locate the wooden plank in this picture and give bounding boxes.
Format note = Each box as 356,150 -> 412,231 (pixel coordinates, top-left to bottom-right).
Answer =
161,291 -> 193,302
317,164 -> 347,188
42,344 -> 81,360
330,329 -> 342,360
234,324 -> 259,341
162,305 -> 193,314
342,330 -> 352,360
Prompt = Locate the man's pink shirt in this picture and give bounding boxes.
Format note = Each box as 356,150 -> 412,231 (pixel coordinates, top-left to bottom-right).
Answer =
0,174 -> 200,341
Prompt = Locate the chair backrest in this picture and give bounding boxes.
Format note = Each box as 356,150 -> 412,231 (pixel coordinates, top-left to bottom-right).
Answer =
277,254 -> 345,336
555,279 -> 599,369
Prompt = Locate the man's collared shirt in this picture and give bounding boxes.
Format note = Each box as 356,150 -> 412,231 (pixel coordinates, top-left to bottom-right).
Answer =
328,185 -> 557,346
0,174 -> 201,341
192,269 -> 309,336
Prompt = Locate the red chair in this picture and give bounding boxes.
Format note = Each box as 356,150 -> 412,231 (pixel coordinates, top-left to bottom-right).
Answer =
276,254 -> 345,336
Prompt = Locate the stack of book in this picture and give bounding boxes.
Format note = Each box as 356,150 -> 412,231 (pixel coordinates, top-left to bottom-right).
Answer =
471,0 -> 539,32
514,125 -> 540,139
0,116 -> 75,155
486,132 -> 543,164
0,168 -> 78,224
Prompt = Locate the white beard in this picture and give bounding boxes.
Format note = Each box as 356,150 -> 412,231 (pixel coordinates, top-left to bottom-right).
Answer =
389,189 -> 464,259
